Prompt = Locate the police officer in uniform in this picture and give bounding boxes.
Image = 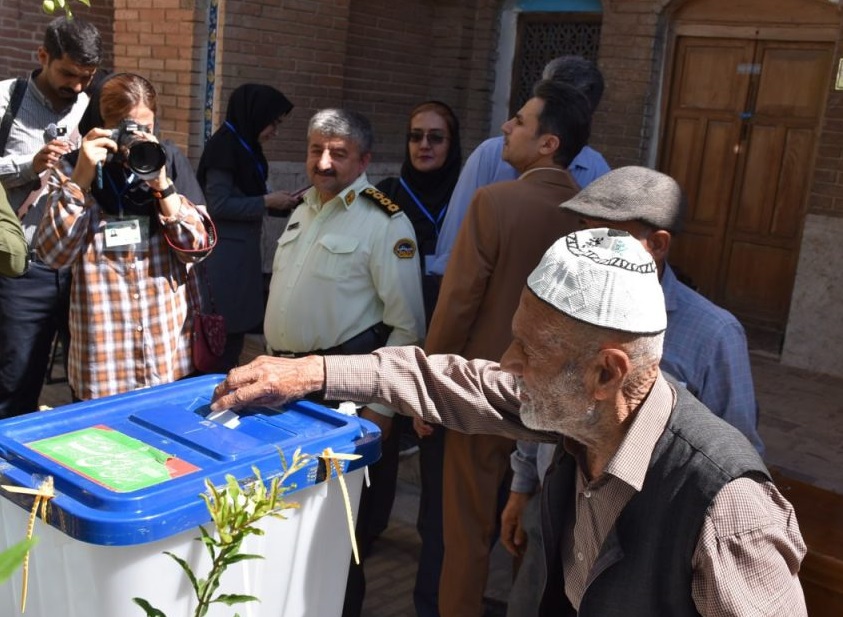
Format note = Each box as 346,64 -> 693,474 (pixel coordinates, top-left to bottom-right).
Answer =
263,108 -> 425,617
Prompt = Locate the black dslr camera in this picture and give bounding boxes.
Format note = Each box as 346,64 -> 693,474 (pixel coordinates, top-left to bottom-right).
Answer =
108,120 -> 167,180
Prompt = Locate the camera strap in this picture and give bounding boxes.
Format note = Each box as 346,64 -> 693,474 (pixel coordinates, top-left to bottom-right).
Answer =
0,77 -> 28,156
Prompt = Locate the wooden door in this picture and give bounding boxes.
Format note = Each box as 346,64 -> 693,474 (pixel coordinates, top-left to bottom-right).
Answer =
661,36 -> 834,337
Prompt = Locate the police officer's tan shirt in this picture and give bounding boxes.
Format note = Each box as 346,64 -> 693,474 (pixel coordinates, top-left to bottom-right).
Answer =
264,173 -> 425,354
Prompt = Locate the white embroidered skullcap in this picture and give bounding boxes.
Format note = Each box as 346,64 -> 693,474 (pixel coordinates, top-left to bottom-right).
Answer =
527,228 -> 666,334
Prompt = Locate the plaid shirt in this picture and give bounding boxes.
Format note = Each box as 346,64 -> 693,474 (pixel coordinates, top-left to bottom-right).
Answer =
324,347 -> 807,616
35,164 -> 212,400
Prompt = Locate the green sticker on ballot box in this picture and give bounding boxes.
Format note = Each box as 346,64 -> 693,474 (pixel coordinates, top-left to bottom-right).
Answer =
27,425 -> 200,492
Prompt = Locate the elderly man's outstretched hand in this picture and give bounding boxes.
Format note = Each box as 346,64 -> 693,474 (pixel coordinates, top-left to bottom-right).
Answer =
210,355 -> 326,412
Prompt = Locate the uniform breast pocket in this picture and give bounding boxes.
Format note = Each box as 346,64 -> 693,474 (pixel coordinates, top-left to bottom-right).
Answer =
313,233 -> 360,280
277,226 -> 301,250
270,225 -> 302,275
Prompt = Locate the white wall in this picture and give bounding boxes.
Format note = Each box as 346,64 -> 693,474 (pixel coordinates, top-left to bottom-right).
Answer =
781,213 -> 843,378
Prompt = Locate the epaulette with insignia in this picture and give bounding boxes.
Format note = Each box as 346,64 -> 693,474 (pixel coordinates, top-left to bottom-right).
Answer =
361,187 -> 403,218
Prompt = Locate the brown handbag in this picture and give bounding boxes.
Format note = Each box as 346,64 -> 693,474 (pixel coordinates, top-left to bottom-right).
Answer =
187,264 -> 227,373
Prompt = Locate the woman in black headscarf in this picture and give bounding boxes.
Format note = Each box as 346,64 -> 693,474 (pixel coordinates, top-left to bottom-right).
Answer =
196,84 -> 295,370
376,101 -> 462,324
370,102 -> 461,617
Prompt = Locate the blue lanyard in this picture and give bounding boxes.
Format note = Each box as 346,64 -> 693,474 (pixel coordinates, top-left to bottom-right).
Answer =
398,177 -> 446,237
106,169 -> 130,218
224,121 -> 266,181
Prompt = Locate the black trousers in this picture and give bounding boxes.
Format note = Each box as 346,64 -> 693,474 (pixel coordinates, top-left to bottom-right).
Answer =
342,424 -> 401,617
0,261 -> 71,418
280,324 -> 392,617
413,424 -> 446,617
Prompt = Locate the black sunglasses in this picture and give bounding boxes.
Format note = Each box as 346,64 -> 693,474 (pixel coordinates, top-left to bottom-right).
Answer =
407,130 -> 448,145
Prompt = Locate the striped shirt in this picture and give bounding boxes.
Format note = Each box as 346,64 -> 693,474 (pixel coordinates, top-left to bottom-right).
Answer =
324,346 -> 807,616
35,164 -> 213,400
0,72 -> 88,243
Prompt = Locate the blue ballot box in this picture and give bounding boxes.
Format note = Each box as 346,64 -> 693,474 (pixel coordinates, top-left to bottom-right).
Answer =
0,374 -> 380,617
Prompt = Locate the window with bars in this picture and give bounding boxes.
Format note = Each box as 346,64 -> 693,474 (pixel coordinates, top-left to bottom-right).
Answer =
510,12 -> 602,115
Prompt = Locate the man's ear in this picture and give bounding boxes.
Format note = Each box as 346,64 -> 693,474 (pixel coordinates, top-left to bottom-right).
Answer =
37,47 -> 50,68
540,134 -> 560,157
647,229 -> 672,263
586,348 -> 630,402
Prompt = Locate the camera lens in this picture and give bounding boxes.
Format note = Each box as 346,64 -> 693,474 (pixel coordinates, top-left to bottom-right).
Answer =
127,142 -> 166,178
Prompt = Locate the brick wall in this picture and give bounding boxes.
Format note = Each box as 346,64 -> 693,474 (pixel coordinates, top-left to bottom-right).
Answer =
433,0 -> 506,149
590,1 -> 662,168
0,0 -> 503,169
211,0 -> 502,167
111,0 -> 206,157
0,0 -> 114,79
808,43 -> 843,218
211,0 -> 351,163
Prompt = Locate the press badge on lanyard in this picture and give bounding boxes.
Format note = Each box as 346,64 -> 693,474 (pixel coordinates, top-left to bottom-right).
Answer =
102,170 -> 152,251
103,215 -> 150,251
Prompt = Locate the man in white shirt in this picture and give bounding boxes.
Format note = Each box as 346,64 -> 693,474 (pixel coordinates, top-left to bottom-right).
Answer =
263,107 -> 425,617
0,16 -> 102,416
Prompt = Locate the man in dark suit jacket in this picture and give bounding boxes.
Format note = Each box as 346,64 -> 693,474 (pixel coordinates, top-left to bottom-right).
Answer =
425,79 -> 591,617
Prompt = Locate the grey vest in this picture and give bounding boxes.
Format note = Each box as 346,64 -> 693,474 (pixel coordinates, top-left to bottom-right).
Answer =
538,382 -> 769,617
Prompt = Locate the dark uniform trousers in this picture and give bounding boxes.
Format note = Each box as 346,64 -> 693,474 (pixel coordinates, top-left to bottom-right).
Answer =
0,259 -> 71,418
273,321 -> 392,617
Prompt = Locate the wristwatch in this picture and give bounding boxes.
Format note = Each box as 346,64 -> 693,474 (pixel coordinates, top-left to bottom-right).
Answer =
151,182 -> 176,200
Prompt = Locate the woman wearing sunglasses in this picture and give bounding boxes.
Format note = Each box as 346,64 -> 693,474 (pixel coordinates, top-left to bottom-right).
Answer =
372,100 -> 462,617
376,101 -> 462,324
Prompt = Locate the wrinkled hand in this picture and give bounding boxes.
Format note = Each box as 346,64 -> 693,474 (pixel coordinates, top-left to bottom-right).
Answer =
210,354 -> 325,411
412,416 -> 434,438
360,406 -> 393,440
32,139 -> 73,174
500,490 -> 532,557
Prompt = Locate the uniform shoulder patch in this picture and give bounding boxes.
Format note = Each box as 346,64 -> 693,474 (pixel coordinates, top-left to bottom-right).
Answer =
361,187 -> 403,217
393,238 -> 417,259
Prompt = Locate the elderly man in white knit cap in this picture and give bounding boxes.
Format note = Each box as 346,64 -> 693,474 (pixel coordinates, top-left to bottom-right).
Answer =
504,166 -> 765,617
212,228 -> 807,617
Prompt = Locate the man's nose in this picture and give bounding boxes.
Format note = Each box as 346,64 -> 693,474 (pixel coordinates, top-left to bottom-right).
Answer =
499,342 -> 521,376
317,149 -> 332,169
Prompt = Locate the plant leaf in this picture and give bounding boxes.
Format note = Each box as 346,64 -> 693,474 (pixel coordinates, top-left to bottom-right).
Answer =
223,552 -> 263,564
0,537 -> 38,583
211,593 -> 259,606
131,597 -> 168,617
164,551 -> 200,595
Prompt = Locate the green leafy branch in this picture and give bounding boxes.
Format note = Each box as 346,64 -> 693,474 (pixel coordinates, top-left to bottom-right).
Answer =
0,538 -> 38,585
133,448 -> 312,617
41,0 -> 91,19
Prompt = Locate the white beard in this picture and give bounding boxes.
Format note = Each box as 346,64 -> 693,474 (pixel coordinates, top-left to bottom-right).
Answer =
517,367 -> 596,437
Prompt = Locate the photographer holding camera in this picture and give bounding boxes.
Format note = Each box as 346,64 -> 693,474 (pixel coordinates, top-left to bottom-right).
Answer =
35,72 -> 215,401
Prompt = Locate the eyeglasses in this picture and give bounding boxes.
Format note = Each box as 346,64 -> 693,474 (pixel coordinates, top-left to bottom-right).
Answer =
407,130 -> 448,145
